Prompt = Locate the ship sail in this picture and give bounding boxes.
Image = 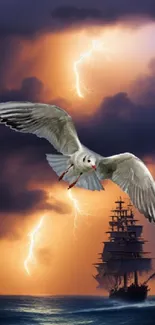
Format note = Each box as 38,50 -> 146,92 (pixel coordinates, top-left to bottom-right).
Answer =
95,258 -> 151,275
93,198 -> 153,292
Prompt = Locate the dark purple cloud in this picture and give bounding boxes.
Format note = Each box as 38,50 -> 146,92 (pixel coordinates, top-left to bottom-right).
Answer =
0,183 -> 46,214
52,6 -> 102,24
52,2 -> 155,27
80,92 -> 155,158
0,77 -> 44,102
130,57 -> 155,106
0,0 -> 155,38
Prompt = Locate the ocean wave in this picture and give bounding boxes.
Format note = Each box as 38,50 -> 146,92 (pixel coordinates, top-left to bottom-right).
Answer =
66,299 -> 155,315
0,296 -> 155,325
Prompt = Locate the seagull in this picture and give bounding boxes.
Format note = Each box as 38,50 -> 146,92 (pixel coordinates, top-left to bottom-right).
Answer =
0,101 -> 155,223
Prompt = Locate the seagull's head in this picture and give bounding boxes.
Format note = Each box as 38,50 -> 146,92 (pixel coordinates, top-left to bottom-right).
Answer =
83,155 -> 97,170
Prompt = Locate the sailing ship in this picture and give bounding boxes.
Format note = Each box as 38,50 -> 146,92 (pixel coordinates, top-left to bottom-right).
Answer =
93,198 -> 155,302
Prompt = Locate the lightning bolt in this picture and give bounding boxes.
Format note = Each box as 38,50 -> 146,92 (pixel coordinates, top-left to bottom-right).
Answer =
49,189 -> 85,232
67,190 -> 82,230
67,189 -> 91,237
74,47 -> 93,98
24,216 -> 44,276
23,189 -> 90,274
74,39 -> 110,98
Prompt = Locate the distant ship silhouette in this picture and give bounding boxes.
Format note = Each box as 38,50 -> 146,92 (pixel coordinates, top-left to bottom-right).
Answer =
93,197 -> 155,302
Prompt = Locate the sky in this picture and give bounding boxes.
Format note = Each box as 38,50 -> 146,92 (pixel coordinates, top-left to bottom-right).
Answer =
0,0 -> 155,296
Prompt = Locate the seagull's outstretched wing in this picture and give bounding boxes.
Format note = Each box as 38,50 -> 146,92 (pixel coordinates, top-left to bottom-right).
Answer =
97,152 -> 155,222
0,102 -> 81,155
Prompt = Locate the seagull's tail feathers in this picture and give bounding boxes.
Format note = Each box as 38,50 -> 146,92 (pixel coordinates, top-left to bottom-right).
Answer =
76,173 -> 105,191
46,153 -> 70,177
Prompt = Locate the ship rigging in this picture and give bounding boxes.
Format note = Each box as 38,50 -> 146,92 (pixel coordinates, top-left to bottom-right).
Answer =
93,198 -> 154,302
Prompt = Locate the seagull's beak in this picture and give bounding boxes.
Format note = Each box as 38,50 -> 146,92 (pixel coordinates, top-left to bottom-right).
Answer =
92,165 -> 96,170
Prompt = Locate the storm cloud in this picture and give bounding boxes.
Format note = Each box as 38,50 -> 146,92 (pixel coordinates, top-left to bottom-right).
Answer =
81,92 -> 155,158
52,2 -> 155,27
1,58 -> 155,164
0,0 -> 155,38
0,183 -> 46,214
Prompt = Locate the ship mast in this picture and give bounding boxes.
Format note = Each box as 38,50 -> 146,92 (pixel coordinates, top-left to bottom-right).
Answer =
93,197 -> 152,292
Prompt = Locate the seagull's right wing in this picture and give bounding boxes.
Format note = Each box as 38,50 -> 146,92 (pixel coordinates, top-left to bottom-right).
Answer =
0,102 -> 81,155
97,153 -> 155,222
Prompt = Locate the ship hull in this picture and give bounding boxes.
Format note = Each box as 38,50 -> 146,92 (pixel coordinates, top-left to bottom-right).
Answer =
109,284 -> 148,302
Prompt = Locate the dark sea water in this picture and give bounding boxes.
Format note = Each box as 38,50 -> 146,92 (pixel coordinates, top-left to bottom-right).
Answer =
0,295 -> 155,325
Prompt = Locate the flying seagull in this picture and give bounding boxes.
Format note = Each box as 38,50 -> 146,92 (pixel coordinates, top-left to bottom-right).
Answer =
0,101 -> 155,223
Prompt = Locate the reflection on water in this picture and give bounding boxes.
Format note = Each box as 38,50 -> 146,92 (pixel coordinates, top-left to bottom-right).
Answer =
0,295 -> 155,325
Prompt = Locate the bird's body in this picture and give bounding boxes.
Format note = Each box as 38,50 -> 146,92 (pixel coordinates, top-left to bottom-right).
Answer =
0,101 -> 155,222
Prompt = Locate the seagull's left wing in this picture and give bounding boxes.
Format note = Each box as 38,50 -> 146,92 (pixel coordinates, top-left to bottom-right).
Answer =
97,152 -> 155,222
0,101 -> 82,155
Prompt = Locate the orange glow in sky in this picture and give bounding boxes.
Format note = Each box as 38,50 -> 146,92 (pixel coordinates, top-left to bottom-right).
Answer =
4,25 -> 155,117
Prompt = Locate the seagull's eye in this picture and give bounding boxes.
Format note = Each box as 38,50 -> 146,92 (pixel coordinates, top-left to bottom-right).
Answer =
88,159 -> 91,163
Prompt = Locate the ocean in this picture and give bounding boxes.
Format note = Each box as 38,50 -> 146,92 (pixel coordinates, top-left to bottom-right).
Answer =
0,295 -> 155,325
